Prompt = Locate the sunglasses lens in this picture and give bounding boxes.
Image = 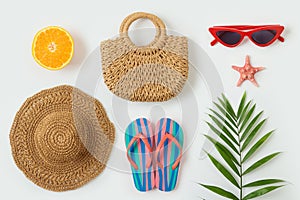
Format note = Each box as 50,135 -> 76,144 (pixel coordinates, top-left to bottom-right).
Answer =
251,30 -> 277,44
216,31 -> 241,45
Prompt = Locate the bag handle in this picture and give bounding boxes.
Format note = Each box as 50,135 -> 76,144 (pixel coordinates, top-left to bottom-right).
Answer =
119,12 -> 167,43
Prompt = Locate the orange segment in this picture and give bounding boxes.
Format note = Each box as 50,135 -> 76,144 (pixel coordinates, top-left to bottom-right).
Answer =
32,26 -> 74,70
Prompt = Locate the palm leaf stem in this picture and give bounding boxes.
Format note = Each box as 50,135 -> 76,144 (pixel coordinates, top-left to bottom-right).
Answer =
238,127 -> 243,200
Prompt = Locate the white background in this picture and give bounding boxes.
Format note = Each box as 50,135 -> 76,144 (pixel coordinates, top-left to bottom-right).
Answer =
0,0 -> 298,199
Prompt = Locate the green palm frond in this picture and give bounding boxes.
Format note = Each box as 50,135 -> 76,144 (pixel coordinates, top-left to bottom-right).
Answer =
200,92 -> 285,200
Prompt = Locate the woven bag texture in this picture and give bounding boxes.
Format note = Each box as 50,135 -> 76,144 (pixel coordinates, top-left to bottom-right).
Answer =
10,85 -> 115,192
101,12 -> 188,102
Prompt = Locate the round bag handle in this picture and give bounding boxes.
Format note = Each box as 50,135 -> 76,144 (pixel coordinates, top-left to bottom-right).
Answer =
119,12 -> 167,44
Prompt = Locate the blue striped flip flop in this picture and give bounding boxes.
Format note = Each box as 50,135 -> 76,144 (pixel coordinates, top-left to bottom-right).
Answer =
154,118 -> 184,192
125,118 -> 155,192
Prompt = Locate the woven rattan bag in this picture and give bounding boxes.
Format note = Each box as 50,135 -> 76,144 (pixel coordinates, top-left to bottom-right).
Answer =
101,12 -> 188,102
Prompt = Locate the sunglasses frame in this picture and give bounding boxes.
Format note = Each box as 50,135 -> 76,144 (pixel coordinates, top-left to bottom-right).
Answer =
209,25 -> 285,47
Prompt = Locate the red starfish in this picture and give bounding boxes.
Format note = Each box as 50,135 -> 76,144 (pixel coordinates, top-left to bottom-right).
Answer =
232,55 -> 265,87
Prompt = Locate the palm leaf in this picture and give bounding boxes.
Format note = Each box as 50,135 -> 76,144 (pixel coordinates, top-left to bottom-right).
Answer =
206,122 -> 239,154
243,152 -> 281,175
200,92 -> 285,200
237,92 -> 247,119
242,185 -> 284,200
214,102 -> 237,128
243,179 -> 285,187
204,134 -> 239,165
207,153 -> 240,188
210,108 -> 238,135
218,98 -> 235,121
220,94 -> 237,120
242,131 -> 274,163
241,111 -> 264,141
208,114 -> 239,145
200,184 -> 239,200
205,135 -> 240,175
238,100 -> 252,126
239,104 -> 256,132
241,119 -> 267,151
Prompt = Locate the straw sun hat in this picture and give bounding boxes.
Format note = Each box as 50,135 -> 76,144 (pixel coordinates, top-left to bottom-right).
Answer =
10,85 -> 115,192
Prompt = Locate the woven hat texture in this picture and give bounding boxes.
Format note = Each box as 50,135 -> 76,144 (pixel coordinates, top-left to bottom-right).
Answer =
101,12 -> 188,102
10,85 -> 115,192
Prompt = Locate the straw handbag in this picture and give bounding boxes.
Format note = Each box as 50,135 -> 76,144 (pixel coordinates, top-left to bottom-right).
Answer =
101,12 -> 188,102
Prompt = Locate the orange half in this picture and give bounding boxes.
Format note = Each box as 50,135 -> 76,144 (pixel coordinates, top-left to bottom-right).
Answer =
32,26 -> 74,70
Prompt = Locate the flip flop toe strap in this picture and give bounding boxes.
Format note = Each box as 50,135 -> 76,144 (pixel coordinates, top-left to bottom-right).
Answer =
127,133 -> 153,170
156,133 -> 183,170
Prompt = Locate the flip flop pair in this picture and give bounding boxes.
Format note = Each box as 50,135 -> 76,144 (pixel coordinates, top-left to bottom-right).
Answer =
125,118 -> 184,192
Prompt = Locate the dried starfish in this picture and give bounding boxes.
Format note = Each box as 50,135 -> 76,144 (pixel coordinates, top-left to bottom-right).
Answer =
232,55 -> 265,87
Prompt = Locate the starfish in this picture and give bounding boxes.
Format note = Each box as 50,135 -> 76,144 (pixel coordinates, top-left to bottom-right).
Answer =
232,55 -> 265,87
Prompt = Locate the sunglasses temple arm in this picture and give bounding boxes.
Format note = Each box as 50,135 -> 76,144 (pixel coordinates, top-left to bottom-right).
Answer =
211,39 -> 218,46
278,36 -> 285,42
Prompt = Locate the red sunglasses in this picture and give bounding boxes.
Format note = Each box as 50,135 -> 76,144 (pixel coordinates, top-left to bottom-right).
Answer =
209,25 -> 285,47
